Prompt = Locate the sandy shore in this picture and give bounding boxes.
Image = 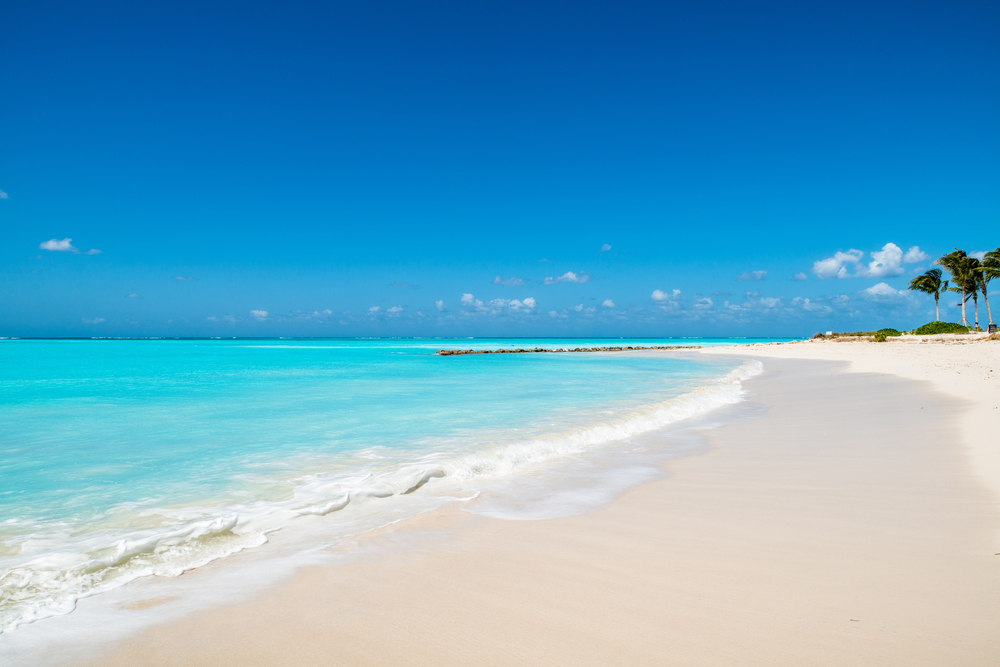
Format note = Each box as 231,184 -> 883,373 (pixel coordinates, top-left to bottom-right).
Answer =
82,339 -> 998,666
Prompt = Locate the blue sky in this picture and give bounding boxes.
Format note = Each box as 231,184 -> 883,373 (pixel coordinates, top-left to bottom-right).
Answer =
2,1 -> 998,337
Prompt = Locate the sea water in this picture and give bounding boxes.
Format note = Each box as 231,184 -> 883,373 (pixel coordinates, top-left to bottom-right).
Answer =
0,338 -> 777,637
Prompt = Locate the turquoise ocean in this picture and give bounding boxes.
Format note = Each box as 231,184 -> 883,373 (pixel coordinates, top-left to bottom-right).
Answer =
0,338 -> 783,636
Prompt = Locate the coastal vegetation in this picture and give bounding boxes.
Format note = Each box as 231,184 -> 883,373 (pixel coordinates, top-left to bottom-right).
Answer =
813,323 -> 974,341
911,321 -> 972,336
910,247 -> 998,329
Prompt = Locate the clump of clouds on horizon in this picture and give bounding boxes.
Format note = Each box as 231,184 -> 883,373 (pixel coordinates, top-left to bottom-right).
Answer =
543,271 -> 590,285
601,299 -> 615,308
493,276 -> 524,286
651,289 -> 680,302
459,293 -> 536,314
600,243 -> 612,252
250,309 -> 269,320
735,270 -> 767,282
173,276 -> 196,281
82,317 -> 105,324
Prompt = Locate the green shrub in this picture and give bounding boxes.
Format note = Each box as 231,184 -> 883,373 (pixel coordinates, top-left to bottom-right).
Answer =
911,321 -> 970,335
873,331 -> 888,342
875,328 -> 902,337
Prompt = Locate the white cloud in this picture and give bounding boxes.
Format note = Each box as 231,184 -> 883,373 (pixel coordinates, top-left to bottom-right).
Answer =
368,306 -> 381,313
461,293 -> 475,305
572,304 -> 583,312
386,305 -> 403,316
793,273 -> 808,281
813,249 -> 863,279
970,250 -> 987,261
82,317 -> 105,324
759,297 -> 782,308
85,248 -> 102,255
600,243 -> 612,252
543,271 -> 590,285
862,282 -> 901,298
735,270 -> 767,282
458,296 -> 538,315
40,238 -> 77,252
206,316 -> 220,322
493,276 -> 525,286
250,309 -> 269,320
601,299 -> 615,308
435,300 -> 446,312
693,297 -> 713,310
127,293 -> 140,298
651,289 -> 680,301
173,276 -> 196,281
859,243 -> 905,278
791,297 -> 831,314
0,189 -> 8,199
814,243 -> 919,279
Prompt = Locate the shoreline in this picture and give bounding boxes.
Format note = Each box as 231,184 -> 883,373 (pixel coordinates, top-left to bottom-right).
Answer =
18,340 -> 1000,665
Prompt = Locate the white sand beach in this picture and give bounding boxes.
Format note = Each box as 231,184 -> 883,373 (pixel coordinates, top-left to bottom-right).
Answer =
84,338 -> 999,666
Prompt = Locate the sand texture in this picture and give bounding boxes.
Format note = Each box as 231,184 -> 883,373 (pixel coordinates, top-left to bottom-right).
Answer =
83,342 -> 999,666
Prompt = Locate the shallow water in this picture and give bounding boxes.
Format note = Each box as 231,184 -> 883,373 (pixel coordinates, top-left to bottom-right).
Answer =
0,337 -> 777,635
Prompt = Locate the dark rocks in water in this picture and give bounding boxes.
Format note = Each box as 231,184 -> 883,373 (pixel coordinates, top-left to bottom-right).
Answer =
436,345 -> 699,356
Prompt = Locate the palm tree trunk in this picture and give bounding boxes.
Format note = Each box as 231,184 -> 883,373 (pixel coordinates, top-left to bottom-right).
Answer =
961,287 -> 967,326
983,287 -> 993,326
935,293 -> 940,321
973,292 -> 979,329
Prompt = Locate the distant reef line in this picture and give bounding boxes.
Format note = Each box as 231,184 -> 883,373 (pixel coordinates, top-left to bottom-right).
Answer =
436,345 -> 700,356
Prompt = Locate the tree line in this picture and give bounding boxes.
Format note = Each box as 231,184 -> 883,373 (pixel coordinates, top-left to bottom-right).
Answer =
908,248 -> 999,329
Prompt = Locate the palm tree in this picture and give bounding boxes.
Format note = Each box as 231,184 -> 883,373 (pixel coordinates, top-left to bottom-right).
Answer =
935,250 -> 974,326
967,257 -> 982,329
907,268 -> 948,322
974,247 -> 999,328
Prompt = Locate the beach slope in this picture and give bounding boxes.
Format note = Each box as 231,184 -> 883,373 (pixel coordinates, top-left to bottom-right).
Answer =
92,343 -> 999,666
